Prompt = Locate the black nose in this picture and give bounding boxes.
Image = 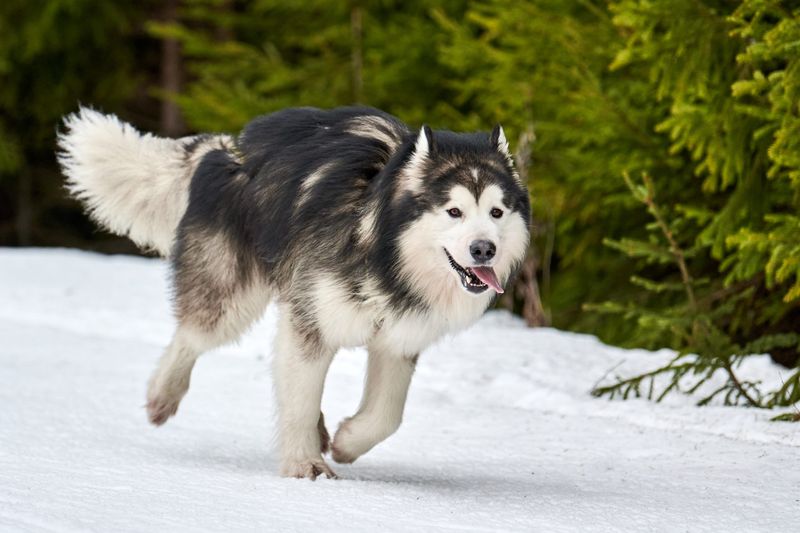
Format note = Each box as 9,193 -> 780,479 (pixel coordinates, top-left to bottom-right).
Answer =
470,240 -> 496,263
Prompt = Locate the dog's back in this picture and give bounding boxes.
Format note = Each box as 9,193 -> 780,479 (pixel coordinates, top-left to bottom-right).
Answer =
185,106 -> 411,273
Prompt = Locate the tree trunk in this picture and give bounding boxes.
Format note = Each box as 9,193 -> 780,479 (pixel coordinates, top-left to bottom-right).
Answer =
518,254 -> 548,327
160,0 -> 185,136
214,0 -> 233,42
513,125 -> 549,327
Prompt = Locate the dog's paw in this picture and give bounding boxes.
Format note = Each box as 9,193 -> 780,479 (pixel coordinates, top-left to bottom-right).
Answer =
280,458 -> 337,480
330,443 -> 357,464
331,418 -> 359,464
146,393 -> 180,426
332,413 -> 401,464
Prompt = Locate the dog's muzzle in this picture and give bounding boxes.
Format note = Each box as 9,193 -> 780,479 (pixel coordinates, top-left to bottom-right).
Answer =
444,248 -> 503,294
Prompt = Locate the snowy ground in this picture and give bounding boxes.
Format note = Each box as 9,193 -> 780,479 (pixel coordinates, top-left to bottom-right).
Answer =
1,248 -> 798,532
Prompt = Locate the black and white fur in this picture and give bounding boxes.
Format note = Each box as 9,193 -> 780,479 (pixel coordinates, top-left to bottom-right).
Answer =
58,106 -> 530,479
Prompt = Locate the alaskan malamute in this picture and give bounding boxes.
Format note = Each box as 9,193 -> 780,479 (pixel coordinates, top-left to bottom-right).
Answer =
58,106 -> 530,479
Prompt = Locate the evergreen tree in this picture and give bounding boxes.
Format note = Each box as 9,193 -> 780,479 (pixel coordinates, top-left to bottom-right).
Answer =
590,172 -> 799,416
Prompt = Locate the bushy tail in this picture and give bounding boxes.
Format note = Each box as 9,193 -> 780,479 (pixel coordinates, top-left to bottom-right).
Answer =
57,107 -> 235,256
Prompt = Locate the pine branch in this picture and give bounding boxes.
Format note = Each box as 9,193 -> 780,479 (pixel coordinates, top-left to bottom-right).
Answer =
623,172 -> 697,309
721,358 -> 761,407
607,172 -> 765,408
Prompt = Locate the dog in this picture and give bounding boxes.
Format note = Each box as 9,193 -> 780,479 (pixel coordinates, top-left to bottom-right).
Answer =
57,106 -> 531,479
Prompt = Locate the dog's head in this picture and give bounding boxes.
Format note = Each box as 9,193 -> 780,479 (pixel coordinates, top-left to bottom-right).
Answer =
395,125 -> 530,305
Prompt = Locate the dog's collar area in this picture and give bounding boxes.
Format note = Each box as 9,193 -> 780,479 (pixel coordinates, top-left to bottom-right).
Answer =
444,248 -> 490,294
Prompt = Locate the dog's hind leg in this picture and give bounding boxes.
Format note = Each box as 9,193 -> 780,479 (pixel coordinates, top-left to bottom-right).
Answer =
146,230 -> 271,425
273,305 -> 337,479
331,346 -> 417,464
146,326 -> 205,425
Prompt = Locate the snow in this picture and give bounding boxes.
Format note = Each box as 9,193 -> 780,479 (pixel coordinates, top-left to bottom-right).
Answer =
1,248 -> 798,532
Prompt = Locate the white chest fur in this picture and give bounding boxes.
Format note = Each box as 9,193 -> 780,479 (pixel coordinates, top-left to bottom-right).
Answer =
368,292 -> 491,357
311,274 -> 492,355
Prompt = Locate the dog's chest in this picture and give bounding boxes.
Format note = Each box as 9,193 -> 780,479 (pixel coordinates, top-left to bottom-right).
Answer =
375,297 -> 488,356
314,297 -> 376,349
374,312 -> 450,356
311,274 -> 489,354
314,299 -> 444,355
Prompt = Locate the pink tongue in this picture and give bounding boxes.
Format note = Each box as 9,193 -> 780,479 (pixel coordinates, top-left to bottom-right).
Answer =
470,267 -> 504,294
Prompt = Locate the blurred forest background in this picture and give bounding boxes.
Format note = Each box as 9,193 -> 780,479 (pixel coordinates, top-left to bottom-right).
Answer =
0,0 -> 798,412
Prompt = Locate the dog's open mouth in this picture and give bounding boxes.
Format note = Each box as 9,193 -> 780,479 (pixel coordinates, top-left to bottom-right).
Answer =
444,249 -> 504,294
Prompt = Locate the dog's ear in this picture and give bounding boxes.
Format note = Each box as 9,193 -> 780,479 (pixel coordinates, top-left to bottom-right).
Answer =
490,124 -> 523,184
415,125 -> 435,157
490,124 -> 510,158
407,125 -> 433,170
396,126 -> 434,198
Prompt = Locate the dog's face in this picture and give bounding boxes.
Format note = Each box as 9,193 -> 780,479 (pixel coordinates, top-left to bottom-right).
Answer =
437,181 -> 527,294
396,126 -> 530,303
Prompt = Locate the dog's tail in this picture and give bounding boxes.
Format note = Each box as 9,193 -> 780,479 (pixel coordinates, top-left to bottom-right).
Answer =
57,107 -> 236,257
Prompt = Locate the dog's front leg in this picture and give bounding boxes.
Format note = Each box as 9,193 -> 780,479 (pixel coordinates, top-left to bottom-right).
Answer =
273,308 -> 336,479
331,344 -> 417,464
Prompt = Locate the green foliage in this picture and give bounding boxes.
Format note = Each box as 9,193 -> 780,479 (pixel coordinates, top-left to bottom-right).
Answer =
725,215 -> 800,301
590,173 -> 800,409
563,0 -> 800,413
0,0 -> 139,164
724,1 -> 800,304
151,0 -> 468,132
0,0 -> 148,245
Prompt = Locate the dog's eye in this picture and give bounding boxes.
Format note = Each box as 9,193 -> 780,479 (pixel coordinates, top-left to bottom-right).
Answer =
447,208 -> 462,218
490,208 -> 504,219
